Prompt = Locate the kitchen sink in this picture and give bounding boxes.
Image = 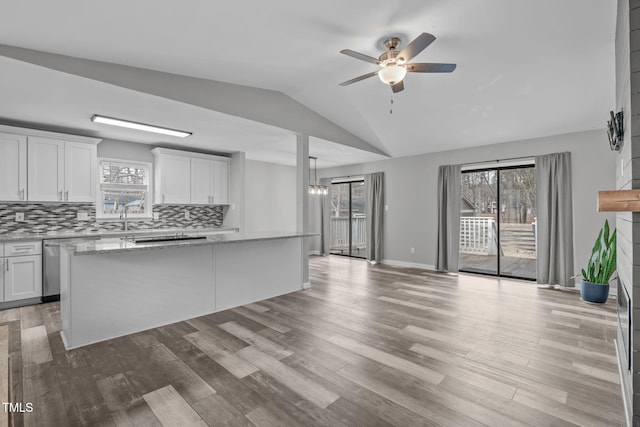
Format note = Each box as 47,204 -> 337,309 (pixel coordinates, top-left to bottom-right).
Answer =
121,234 -> 208,243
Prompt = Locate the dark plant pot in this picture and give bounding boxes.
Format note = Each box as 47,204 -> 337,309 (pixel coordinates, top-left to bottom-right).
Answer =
580,280 -> 610,304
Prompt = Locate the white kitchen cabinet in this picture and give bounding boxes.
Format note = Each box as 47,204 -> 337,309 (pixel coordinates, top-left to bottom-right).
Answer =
65,141 -> 97,202
27,136 -> 98,202
1,241 -> 42,303
27,136 -> 65,202
191,157 -> 212,204
154,152 -> 191,204
190,158 -> 229,205
211,160 -> 229,205
0,133 -> 27,201
4,255 -> 42,302
153,148 -> 229,205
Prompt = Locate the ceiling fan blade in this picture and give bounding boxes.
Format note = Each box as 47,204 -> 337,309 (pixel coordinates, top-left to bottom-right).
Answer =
391,81 -> 404,93
406,63 -> 457,73
340,49 -> 380,65
339,71 -> 378,86
397,33 -> 436,62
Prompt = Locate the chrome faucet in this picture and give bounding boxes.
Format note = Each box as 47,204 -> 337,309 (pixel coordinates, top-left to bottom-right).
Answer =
120,207 -> 129,232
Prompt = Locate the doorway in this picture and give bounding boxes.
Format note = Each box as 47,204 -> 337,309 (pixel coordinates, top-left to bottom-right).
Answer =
459,165 -> 537,280
329,181 -> 367,258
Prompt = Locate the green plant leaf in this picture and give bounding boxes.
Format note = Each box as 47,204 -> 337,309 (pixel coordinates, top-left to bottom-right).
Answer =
603,219 -> 610,246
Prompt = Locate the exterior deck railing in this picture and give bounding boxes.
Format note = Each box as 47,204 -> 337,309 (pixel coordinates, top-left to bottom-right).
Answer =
330,217 -> 366,250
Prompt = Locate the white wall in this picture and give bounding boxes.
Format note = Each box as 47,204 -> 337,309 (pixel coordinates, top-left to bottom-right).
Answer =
313,129 -> 616,284
245,160 -> 297,233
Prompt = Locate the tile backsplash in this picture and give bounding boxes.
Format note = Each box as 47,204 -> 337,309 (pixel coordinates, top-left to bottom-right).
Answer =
0,203 -> 224,234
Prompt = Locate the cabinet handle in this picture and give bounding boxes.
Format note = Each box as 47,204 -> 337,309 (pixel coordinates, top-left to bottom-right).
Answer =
65,190 -> 69,201
58,190 -> 63,201
20,189 -> 24,201
5,259 -> 8,272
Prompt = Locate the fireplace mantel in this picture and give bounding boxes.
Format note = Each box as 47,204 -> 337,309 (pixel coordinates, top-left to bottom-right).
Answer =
597,190 -> 640,212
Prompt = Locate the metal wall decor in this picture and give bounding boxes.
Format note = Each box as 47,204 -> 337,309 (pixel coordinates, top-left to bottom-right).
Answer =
607,110 -> 624,151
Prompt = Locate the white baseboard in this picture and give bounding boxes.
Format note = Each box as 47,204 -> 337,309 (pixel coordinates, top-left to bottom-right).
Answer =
381,259 -> 436,271
302,282 -> 311,289
308,250 -> 321,256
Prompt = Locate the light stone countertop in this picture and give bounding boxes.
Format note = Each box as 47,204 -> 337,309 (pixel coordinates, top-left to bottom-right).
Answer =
0,227 -> 239,243
59,231 -> 317,256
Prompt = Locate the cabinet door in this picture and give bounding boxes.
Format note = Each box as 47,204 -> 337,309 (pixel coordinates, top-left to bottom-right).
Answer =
0,133 -> 27,201
158,154 -> 191,204
65,141 -> 97,202
191,158 -> 212,204
211,160 -> 229,204
5,255 -> 42,301
27,136 -> 64,201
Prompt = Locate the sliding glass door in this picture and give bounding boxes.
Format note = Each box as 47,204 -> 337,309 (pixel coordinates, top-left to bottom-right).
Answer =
330,181 -> 366,258
459,165 -> 536,280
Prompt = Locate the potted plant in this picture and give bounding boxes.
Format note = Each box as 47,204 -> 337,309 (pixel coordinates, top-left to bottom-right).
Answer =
580,219 -> 616,304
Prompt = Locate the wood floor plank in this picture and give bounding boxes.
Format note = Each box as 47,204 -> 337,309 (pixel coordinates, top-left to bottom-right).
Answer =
20,326 -> 52,366
184,332 -> 258,379
377,295 -> 458,317
143,385 -> 208,426
218,322 -> 293,360
23,361 -> 70,427
336,364 -> 484,427
328,334 -> 445,385
148,344 -> 217,403
231,307 -> 291,334
237,346 -> 339,409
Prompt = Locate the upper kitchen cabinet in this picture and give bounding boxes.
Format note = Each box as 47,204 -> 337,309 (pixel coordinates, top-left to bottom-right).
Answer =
28,137 -> 98,202
191,157 -> 230,205
152,148 -> 230,205
0,133 -> 27,201
0,125 -> 100,203
153,150 -> 191,204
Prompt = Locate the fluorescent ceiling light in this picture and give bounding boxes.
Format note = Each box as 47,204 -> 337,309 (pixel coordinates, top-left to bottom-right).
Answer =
91,115 -> 192,138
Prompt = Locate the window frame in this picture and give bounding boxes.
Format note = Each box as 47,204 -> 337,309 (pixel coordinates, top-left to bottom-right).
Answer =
96,157 -> 153,220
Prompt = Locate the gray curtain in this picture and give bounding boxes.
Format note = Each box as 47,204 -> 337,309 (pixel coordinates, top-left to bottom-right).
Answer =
320,177 -> 331,256
535,152 -> 574,287
365,172 -> 384,262
436,165 -> 461,272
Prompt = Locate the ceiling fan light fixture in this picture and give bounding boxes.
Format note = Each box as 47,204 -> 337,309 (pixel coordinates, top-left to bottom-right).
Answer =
378,64 -> 407,85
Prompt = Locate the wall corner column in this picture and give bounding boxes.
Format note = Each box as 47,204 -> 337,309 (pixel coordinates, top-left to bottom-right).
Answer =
296,134 -> 310,288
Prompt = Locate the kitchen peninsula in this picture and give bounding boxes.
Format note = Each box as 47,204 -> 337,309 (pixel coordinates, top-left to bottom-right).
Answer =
59,231 -> 311,349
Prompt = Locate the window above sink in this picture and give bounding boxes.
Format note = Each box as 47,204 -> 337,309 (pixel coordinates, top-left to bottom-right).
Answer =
97,158 -> 152,220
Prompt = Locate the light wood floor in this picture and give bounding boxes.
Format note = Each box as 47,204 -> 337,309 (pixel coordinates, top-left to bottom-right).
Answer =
4,255 -> 625,426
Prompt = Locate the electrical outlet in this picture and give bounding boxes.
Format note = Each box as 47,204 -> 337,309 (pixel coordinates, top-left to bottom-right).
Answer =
410,247 -> 415,254
184,210 -> 190,220
385,205 -> 389,211
231,203 -> 236,211
15,212 -> 24,222
153,212 -> 160,220
77,212 -> 89,221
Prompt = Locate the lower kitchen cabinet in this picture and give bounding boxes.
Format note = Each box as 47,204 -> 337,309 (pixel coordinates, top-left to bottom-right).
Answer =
4,255 -> 42,302
0,241 -> 43,303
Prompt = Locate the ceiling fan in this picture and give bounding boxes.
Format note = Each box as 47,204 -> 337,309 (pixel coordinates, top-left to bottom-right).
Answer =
339,33 -> 456,93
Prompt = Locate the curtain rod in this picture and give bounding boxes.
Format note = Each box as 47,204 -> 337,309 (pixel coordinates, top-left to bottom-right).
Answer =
459,154 -> 535,167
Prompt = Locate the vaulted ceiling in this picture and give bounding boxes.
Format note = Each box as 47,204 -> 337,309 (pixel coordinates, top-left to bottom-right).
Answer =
0,0 -> 616,167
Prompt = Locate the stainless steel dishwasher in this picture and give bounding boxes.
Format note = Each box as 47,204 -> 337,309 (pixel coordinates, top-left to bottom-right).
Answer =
43,237 -> 101,302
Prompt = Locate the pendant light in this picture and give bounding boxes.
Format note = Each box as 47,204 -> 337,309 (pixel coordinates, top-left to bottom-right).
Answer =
308,156 -> 328,195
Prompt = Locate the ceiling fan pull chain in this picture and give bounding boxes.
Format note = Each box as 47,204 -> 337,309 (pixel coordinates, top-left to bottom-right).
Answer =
390,93 -> 394,114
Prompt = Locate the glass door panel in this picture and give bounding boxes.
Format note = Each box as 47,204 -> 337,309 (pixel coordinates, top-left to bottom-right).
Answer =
459,170 -> 498,275
330,183 -> 350,255
498,168 -> 536,279
330,181 -> 367,258
350,181 -> 367,258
